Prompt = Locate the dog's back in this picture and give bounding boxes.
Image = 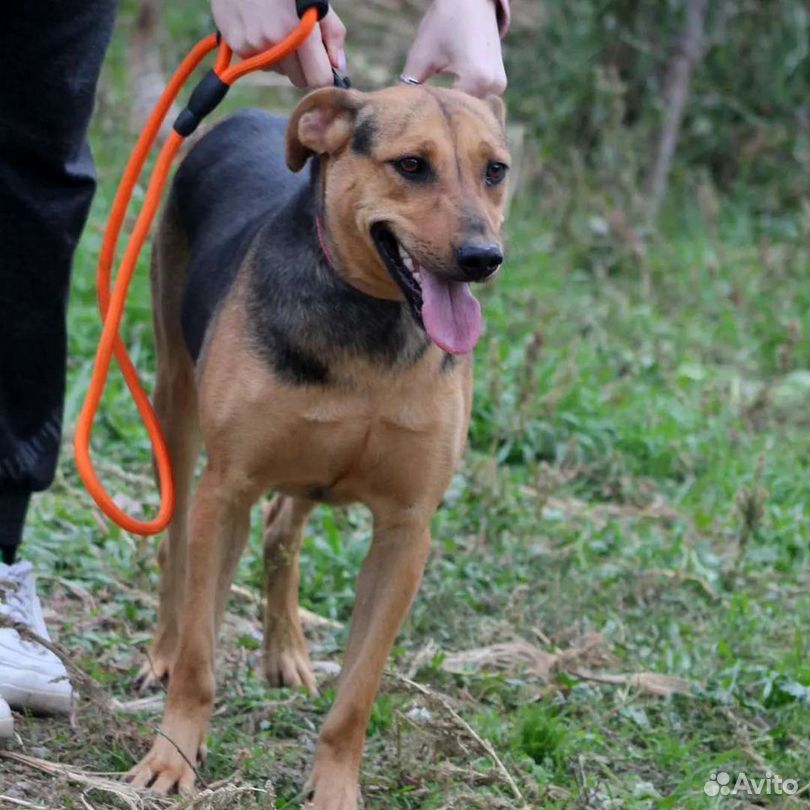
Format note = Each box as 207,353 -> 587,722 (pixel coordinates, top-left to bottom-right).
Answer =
162,110 -> 311,361
172,109 -> 303,255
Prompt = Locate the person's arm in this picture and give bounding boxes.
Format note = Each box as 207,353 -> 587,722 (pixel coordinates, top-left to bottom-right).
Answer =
211,0 -> 346,87
402,0 -> 508,97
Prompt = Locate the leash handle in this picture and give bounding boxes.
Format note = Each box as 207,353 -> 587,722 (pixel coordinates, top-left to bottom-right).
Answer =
74,8 -> 324,535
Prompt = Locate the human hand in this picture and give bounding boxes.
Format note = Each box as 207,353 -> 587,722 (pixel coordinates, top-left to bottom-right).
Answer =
402,0 -> 507,97
211,0 -> 346,87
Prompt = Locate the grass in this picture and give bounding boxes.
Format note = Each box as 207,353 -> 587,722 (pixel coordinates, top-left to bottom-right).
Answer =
1,6 -> 808,809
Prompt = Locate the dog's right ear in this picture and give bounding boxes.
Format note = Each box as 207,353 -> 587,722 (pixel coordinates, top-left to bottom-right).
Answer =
286,87 -> 364,172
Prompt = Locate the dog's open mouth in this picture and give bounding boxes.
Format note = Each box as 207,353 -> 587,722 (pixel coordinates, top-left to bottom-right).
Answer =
371,223 -> 423,319
371,223 -> 482,355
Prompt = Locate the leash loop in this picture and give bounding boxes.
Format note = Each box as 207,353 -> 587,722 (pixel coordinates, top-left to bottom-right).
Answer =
74,6 -> 327,535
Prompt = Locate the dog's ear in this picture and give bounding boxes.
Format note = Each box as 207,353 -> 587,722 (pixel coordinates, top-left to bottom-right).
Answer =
286,87 -> 365,172
484,95 -> 506,129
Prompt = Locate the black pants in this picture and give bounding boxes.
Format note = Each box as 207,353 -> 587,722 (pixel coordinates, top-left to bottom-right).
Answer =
0,2 -> 116,562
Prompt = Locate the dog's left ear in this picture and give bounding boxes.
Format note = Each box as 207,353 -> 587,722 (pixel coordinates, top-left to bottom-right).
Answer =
484,95 -> 506,129
286,87 -> 365,172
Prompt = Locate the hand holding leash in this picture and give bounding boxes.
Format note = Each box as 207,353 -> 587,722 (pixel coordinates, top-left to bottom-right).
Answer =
211,0 -> 346,86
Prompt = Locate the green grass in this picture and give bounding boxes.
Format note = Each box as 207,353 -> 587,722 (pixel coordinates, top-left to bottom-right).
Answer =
1,7 -> 808,810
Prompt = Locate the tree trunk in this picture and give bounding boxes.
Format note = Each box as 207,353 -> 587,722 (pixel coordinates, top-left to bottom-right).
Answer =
645,0 -> 709,220
128,0 -> 175,136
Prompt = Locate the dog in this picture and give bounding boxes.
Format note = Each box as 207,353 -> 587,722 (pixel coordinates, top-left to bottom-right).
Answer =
127,84 -> 510,808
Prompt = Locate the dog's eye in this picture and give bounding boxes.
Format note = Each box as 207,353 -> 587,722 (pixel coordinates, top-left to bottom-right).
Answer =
485,161 -> 508,186
393,156 -> 430,180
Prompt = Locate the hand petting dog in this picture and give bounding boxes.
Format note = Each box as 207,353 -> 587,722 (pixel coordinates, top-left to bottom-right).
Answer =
403,0 -> 508,96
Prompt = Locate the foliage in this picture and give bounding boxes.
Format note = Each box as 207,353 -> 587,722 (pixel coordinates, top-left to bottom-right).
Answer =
504,0 -> 809,214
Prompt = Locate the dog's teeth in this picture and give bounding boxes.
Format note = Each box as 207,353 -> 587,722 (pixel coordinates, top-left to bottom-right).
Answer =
402,256 -> 414,272
397,244 -> 407,262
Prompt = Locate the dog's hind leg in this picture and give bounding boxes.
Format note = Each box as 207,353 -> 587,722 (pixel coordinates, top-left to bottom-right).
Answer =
261,494 -> 317,693
136,196 -> 201,691
134,359 -> 200,691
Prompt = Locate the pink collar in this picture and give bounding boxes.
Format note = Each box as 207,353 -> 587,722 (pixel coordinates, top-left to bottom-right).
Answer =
315,216 -> 335,270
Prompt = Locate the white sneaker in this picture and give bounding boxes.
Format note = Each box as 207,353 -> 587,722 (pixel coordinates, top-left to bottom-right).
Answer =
0,561 -> 73,714
0,696 -> 12,737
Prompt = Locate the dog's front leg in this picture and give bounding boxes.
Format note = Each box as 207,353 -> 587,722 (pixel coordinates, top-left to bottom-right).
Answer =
306,511 -> 431,810
129,468 -> 251,795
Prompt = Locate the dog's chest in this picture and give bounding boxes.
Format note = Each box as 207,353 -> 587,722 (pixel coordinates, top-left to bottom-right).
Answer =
201,334 -> 470,507
276,369 -> 468,504
199,285 -> 473,507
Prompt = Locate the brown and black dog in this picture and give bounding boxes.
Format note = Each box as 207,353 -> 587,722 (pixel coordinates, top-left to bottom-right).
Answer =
128,84 -> 510,808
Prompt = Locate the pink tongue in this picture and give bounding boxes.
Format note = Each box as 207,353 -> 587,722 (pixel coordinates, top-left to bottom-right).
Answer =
419,266 -> 483,355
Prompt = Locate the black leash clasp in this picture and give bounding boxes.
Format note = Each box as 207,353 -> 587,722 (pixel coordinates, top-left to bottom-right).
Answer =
173,69 -> 230,137
296,0 -> 329,19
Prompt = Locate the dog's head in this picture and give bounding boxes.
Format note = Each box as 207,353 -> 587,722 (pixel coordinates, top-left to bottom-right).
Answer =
286,85 -> 510,355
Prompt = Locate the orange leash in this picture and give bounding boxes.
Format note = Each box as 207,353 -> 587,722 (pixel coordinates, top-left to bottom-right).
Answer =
74,6 -> 326,535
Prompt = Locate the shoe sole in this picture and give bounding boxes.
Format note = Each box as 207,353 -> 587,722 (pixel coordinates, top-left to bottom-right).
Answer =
0,670 -> 73,715
0,682 -> 72,715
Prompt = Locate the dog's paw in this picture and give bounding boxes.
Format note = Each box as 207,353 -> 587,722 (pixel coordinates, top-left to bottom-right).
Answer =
304,765 -> 361,810
127,737 -> 197,795
133,653 -> 172,693
263,640 -> 318,694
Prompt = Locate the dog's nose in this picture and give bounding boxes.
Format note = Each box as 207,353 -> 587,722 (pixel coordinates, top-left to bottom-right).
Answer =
456,243 -> 503,281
